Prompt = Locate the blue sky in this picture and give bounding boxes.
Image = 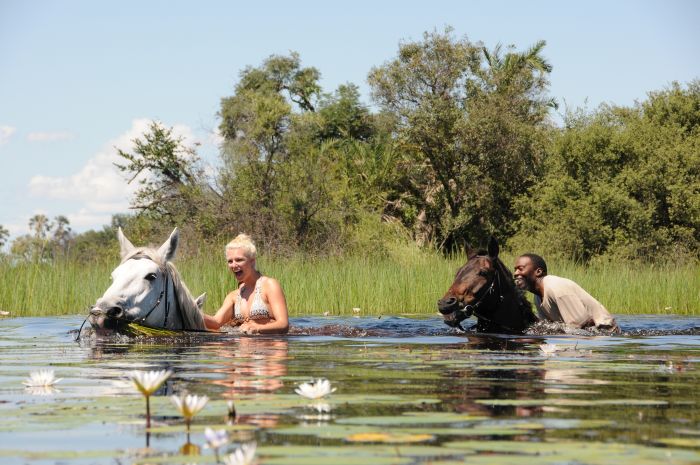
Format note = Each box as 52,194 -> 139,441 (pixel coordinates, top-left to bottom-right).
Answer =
1,0 -> 698,243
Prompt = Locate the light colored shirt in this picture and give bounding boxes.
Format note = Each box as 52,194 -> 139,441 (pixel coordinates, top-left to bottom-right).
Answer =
535,275 -> 617,328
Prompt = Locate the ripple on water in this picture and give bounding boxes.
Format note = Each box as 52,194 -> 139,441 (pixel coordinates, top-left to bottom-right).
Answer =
0,314 -> 698,465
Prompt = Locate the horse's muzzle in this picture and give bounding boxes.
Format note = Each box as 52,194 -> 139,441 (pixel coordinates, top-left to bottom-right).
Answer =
438,297 -> 460,315
437,297 -> 469,328
88,306 -> 127,329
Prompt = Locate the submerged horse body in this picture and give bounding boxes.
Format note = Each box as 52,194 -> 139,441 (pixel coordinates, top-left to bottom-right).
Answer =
438,237 -> 536,334
86,228 -> 207,333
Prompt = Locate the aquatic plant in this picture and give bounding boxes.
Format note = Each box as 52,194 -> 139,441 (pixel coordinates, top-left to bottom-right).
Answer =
23,369 -> 62,387
227,400 -> 237,424
295,378 -> 336,399
129,369 -> 172,429
4,254 -> 700,317
539,344 -> 559,356
204,427 -> 230,462
171,394 -> 208,439
222,442 -> 257,465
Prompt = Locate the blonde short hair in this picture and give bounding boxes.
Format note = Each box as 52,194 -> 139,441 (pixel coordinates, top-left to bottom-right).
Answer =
225,233 -> 257,259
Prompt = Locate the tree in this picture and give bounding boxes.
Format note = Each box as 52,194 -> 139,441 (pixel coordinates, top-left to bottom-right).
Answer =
52,215 -> 73,258
0,225 -> 8,250
510,80 -> 700,262
28,214 -> 51,239
316,84 -> 375,142
114,121 -> 219,237
368,27 -> 554,250
217,52 -> 324,247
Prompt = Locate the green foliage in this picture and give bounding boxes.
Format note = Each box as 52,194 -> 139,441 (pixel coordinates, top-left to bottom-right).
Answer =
115,122 -> 214,222
2,250 -> 697,317
9,214 -> 74,262
510,80 -> 700,262
11,30 -> 697,270
0,225 -> 8,250
368,27 -> 553,251
316,84 -> 375,141
216,51 -> 409,255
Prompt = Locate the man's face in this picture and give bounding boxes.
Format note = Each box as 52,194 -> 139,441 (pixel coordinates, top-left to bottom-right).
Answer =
513,256 -> 540,292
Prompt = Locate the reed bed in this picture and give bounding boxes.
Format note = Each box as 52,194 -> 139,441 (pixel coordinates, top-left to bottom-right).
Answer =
1,253 -> 698,318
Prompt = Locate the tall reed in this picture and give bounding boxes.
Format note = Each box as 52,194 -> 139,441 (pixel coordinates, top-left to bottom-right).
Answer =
1,253 -> 698,317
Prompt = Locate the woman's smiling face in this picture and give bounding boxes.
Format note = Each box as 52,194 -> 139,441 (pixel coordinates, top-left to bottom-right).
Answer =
226,247 -> 255,282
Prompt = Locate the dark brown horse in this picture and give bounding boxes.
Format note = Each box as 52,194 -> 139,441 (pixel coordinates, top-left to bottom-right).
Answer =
438,237 -> 536,334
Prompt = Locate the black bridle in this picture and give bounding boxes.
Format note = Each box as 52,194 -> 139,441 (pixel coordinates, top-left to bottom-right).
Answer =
134,268 -> 171,327
75,256 -> 174,341
457,269 -> 502,319
453,261 -> 524,334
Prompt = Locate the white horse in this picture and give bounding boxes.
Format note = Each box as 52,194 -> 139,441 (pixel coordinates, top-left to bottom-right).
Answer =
87,228 -> 207,332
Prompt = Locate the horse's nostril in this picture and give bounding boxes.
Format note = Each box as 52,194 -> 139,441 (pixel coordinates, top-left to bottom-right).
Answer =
106,307 -> 123,319
437,297 -> 457,314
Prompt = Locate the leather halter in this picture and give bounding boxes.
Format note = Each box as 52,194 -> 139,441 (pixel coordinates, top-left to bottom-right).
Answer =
454,259 -> 524,334
131,254 -> 172,328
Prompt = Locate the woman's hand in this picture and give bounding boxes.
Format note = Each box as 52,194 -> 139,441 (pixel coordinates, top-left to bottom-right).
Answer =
239,321 -> 260,335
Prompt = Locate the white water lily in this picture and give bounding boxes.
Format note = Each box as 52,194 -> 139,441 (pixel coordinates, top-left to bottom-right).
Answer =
223,442 -> 257,465
26,385 -> 60,396
295,378 -> 336,399
204,427 -> 230,449
129,370 -> 172,429
23,369 -> 62,387
171,393 -> 209,420
129,369 -> 172,396
539,343 -> 559,356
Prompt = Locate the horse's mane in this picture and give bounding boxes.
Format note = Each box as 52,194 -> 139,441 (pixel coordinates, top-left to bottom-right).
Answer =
122,247 -> 206,330
491,254 -> 533,316
472,250 -> 532,315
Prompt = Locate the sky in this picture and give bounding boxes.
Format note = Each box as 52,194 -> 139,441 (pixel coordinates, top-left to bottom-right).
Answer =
1,0 -> 699,245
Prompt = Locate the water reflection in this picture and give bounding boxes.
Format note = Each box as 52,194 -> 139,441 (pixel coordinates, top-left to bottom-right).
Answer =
446,335 -> 546,418
209,336 -> 289,427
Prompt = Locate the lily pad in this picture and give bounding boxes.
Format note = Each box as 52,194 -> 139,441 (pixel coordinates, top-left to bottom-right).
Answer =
654,438 -> 700,448
443,440 -> 700,465
475,398 -> 668,407
336,412 -> 487,425
345,432 -> 435,443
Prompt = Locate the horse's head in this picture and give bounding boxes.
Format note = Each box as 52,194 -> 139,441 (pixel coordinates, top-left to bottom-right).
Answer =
438,237 -> 502,330
88,228 -> 205,331
437,237 -> 534,333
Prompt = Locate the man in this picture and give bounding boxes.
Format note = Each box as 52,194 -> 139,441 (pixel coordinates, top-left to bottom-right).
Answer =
513,254 -> 620,333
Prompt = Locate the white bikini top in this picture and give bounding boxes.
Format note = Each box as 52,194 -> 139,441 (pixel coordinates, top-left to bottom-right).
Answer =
234,277 -> 271,321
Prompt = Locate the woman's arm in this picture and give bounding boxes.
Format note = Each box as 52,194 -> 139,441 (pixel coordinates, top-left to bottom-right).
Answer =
240,277 -> 289,335
203,291 -> 237,330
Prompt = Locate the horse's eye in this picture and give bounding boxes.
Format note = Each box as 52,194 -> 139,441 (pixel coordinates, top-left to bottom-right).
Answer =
145,273 -> 157,282
478,270 -> 489,277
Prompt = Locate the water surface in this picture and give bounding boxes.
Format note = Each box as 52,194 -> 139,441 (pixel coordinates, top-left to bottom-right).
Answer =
1,315 -> 699,464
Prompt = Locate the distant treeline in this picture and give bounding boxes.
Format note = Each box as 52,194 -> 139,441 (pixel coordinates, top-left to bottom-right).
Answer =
2,28 -> 698,264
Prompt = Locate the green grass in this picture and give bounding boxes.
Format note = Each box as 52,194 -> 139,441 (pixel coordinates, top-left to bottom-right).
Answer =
1,253 -> 698,318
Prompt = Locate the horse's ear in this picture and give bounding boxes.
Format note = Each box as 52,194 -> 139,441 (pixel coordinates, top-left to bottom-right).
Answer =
117,227 -> 136,261
157,228 -> 179,262
195,293 -> 206,310
487,236 -> 499,258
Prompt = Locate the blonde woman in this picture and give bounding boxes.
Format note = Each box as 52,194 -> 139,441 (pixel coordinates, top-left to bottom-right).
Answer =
203,234 -> 289,334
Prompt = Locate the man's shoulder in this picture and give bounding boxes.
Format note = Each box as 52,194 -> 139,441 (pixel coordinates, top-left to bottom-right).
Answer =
543,275 -> 581,293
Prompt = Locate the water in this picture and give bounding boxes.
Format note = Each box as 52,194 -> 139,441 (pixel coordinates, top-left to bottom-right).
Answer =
1,315 -> 699,464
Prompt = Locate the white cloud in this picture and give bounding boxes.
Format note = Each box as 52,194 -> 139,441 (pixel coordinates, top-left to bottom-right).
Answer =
27,131 -> 76,142
0,126 -> 16,145
208,126 -> 224,147
27,118 -> 196,232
